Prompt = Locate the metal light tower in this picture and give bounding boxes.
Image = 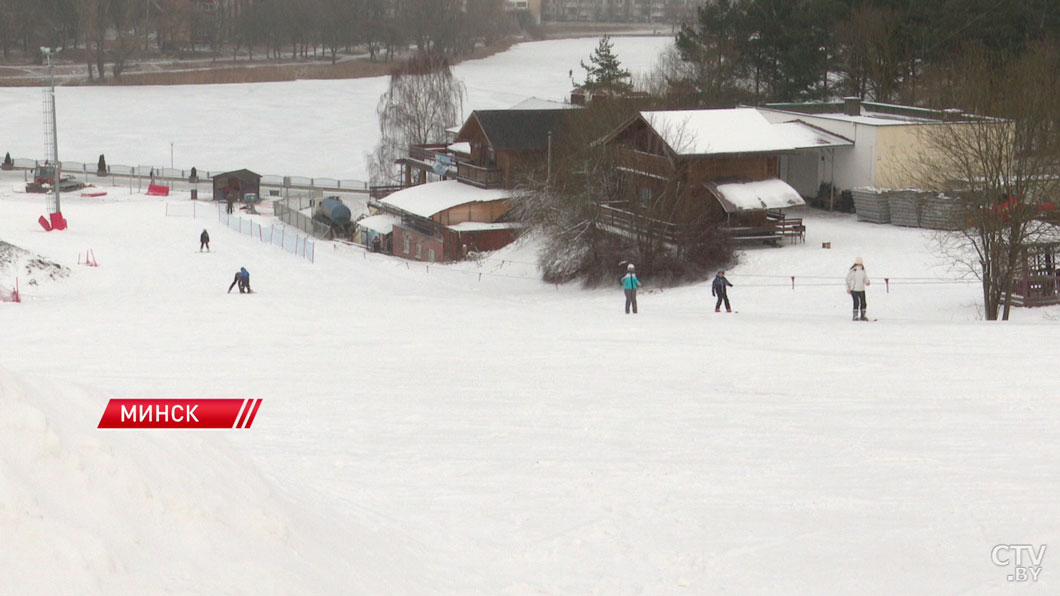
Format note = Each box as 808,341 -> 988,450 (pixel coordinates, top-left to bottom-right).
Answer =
41,47 -> 60,216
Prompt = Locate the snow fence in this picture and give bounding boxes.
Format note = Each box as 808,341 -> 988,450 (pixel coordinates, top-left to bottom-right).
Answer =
166,201 -> 314,263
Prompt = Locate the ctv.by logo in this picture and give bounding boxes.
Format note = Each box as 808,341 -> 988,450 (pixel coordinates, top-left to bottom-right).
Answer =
992,544 -> 1046,582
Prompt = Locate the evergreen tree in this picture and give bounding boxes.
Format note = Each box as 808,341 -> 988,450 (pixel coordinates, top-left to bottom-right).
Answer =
580,36 -> 633,96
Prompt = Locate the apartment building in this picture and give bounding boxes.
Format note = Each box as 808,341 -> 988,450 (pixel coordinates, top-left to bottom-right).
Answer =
542,0 -> 696,22
506,0 -> 543,23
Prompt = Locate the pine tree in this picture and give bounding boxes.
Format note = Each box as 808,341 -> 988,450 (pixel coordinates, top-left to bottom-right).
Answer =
580,36 -> 633,96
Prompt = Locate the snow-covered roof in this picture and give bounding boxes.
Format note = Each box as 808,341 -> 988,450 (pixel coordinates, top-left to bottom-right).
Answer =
447,141 -> 471,155
380,180 -> 512,219
448,221 -> 523,232
771,121 -> 853,148
356,214 -> 401,235
758,104 -> 989,127
710,178 -> 806,213
641,109 -> 851,155
508,97 -> 577,110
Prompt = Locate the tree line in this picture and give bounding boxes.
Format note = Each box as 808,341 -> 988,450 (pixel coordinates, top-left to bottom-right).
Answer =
667,0 -> 1059,106
0,0 -> 521,80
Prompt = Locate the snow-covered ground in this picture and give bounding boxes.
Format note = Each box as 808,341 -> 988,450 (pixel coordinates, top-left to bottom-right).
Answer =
3,36 -> 1060,595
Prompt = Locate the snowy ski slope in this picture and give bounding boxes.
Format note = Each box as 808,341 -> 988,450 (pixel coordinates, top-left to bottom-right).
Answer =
1,35 -> 1059,595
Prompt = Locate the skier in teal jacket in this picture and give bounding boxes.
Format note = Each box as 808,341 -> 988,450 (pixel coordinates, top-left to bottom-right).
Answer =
621,263 -> 641,314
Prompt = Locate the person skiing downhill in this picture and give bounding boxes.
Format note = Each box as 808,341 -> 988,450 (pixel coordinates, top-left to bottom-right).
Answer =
712,270 -> 733,312
846,257 -> 870,320
227,267 -> 251,294
621,263 -> 641,314
200,229 -> 210,252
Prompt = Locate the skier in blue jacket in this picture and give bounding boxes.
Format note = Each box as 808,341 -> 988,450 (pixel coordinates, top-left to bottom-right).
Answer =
621,263 -> 641,314
712,270 -> 733,312
228,267 -> 251,294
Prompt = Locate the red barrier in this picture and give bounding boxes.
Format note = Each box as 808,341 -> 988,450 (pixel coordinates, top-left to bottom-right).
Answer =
146,184 -> 170,196
38,215 -> 52,231
50,212 -> 67,230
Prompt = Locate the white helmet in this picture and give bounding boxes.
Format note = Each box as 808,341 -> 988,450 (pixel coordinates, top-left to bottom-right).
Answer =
627,263 -> 635,271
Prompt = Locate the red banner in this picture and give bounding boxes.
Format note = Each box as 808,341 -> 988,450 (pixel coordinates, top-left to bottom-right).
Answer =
98,398 -> 262,429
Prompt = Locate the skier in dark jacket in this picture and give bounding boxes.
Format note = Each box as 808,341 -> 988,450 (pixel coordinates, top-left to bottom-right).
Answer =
712,271 -> 733,312
200,229 -> 210,252
227,267 -> 251,293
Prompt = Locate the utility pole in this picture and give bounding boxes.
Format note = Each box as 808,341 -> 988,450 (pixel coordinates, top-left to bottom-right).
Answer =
547,131 -> 552,182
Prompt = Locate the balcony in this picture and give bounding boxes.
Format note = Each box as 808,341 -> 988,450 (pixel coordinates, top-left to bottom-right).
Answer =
615,147 -> 673,180
406,144 -> 504,189
456,161 -> 504,189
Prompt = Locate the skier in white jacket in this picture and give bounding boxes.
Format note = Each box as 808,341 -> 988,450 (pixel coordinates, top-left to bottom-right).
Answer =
846,257 -> 871,321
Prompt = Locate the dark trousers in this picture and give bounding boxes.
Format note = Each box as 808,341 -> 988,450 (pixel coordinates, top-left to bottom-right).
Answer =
715,293 -> 730,311
200,240 -> 209,251
624,289 -> 638,314
851,291 -> 867,310
228,275 -> 248,294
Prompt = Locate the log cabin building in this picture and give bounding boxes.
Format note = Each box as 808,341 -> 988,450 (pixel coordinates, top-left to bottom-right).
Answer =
601,108 -> 852,244
397,108 -> 574,190
373,108 -> 577,261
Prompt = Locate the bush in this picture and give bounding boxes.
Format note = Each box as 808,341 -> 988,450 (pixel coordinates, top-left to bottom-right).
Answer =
538,224 -> 734,288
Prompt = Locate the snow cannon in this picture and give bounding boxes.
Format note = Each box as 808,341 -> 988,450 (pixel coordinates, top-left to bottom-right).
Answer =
314,197 -> 352,225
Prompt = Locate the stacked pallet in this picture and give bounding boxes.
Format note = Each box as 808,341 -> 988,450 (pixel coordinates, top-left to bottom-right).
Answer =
852,187 -> 890,224
920,194 -> 963,230
888,190 -> 923,227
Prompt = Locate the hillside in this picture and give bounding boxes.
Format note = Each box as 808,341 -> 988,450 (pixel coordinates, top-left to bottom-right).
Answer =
2,176 -> 1059,593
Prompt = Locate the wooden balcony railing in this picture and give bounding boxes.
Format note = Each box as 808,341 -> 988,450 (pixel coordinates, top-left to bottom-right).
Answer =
615,147 -> 673,178
456,161 -> 504,189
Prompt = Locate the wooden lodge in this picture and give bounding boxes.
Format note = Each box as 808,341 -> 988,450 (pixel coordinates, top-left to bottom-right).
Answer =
601,108 -> 852,245
397,108 -> 574,191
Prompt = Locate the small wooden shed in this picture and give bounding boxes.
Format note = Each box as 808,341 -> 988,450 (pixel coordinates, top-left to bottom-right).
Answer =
212,169 -> 261,202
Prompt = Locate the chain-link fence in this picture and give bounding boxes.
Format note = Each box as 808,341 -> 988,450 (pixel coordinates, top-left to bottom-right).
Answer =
274,201 -> 332,239
165,200 -> 315,264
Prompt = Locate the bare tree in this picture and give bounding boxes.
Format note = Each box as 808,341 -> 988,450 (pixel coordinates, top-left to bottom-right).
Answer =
367,51 -> 466,185
76,0 -> 110,80
464,0 -> 510,50
913,42 -> 1060,320
108,0 -> 146,79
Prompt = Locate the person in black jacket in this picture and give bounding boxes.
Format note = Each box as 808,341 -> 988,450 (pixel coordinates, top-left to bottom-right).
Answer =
200,229 -> 210,252
712,271 -> 733,312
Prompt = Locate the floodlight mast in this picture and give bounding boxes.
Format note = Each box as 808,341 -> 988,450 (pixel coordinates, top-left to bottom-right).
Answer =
41,47 -> 60,215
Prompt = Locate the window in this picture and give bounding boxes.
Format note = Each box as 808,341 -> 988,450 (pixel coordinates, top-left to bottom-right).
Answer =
428,249 -> 436,262
403,235 -> 410,254
415,242 -> 422,259
638,187 -> 652,210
